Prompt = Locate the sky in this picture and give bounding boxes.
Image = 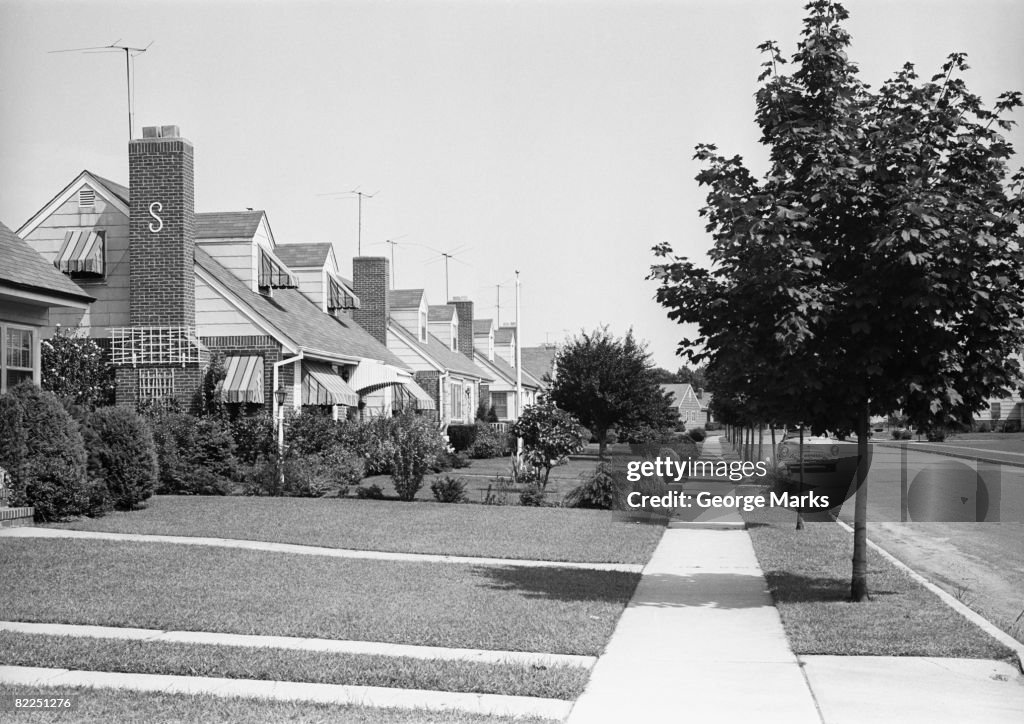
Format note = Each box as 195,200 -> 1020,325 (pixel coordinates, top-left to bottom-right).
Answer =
2,0 -> 1022,369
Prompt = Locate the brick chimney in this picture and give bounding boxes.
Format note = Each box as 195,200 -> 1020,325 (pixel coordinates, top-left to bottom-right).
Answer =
450,297 -> 475,360
128,125 -> 195,327
352,257 -> 390,346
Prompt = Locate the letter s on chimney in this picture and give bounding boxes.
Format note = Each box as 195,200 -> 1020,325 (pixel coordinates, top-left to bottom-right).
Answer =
148,202 -> 163,233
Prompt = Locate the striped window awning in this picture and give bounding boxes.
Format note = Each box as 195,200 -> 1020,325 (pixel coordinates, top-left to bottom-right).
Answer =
258,248 -> 298,289
302,361 -> 359,407
221,355 -> 264,404
55,230 -> 105,275
328,274 -> 361,310
401,378 -> 437,410
348,362 -> 404,392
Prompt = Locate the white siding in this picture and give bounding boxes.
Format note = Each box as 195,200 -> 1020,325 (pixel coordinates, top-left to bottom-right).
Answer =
194,274 -> 263,336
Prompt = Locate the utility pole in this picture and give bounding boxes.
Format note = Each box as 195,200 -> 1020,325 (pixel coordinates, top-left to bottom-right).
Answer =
515,270 -> 523,452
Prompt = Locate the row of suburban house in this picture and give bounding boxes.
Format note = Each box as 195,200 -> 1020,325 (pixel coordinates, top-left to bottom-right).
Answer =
0,124 -> 557,429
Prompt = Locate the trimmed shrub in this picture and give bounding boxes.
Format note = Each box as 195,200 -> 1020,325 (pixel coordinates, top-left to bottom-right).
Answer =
564,462 -> 617,509
1000,419 -> 1021,433
519,483 -> 547,507
82,406 -> 158,510
390,412 -> 447,501
145,408 -> 237,495
0,383 -> 92,521
447,424 -> 477,452
687,427 -> 707,443
976,421 -> 992,433
468,422 -> 507,459
231,413 -> 277,465
286,410 -> 338,456
431,476 -> 468,503
355,483 -> 385,499
338,416 -> 395,476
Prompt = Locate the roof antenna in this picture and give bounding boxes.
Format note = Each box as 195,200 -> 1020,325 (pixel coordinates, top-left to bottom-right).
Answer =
50,40 -> 153,140
318,187 -> 379,256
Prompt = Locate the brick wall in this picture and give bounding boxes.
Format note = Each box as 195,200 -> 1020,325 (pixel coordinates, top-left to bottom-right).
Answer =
352,257 -> 389,346
450,298 -> 475,360
128,127 -> 195,327
414,370 -> 440,424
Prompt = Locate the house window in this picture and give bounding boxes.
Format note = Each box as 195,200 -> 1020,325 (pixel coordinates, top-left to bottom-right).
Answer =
451,322 -> 458,351
419,310 -> 428,342
450,381 -> 463,420
138,368 -> 175,403
491,391 -> 508,420
2,325 -> 35,392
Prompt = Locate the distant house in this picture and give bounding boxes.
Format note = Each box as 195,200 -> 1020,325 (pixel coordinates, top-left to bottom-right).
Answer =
662,383 -> 713,426
350,258 -> 492,428
471,318 -> 541,421
520,343 -> 557,388
17,125 -> 418,417
0,220 -> 93,393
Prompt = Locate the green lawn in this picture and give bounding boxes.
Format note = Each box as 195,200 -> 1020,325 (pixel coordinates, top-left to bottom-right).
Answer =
0,632 -> 586,699
742,506 -> 1016,661
0,539 -> 637,656
48,495 -> 664,564
0,685 -> 557,724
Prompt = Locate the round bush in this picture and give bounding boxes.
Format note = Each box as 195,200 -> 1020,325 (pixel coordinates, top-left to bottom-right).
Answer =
0,383 -> 91,521
84,406 -> 158,510
687,427 -> 707,443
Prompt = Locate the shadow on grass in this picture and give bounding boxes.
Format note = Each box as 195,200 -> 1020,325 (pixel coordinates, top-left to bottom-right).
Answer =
475,567 -> 809,610
764,571 -> 900,603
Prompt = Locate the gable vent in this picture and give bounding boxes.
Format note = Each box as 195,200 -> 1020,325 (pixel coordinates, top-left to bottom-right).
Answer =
78,188 -> 96,208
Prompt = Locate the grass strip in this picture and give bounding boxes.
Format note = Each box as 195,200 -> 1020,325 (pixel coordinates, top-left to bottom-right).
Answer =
49,495 -> 664,564
0,684 -> 557,724
0,632 -> 586,699
742,506 -> 1016,660
0,539 -> 637,656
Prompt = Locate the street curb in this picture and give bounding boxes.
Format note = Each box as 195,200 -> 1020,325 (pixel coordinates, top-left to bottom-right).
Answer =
834,519 -> 1024,672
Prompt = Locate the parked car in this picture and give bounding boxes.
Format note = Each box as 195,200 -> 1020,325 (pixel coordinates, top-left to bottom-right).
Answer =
774,430 -> 872,512
775,431 -> 844,473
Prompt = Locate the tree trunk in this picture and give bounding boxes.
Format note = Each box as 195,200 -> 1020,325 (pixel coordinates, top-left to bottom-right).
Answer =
598,428 -> 607,460
757,425 -> 763,461
851,406 -> 871,602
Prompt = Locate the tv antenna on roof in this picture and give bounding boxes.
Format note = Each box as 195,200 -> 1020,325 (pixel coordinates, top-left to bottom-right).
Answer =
318,188 -> 379,256
422,243 -> 472,301
49,40 -> 152,141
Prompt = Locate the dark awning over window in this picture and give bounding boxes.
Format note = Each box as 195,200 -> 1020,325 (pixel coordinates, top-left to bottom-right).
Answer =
55,230 -> 104,275
401,378 -> 437,410
328,274 -> 361,310
302,361 -> 359,407
222,355 -> 264,404
258,248 -> 298,289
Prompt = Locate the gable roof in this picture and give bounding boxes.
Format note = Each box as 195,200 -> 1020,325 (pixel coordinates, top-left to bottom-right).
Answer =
520,346 -> 557,383
661,384 -> 694,409
275,243 -> 333,269
89,173 -> 130,205
428,304 -> 457,322
195,211 -> 265,240
390,322 -> 492,381
0,221 -> 94,304
495,326 -> 516,345
195,246 -> 407,369
18,170 -> 130,237
473,319 -> 494,335
475,351 -> 542,389
391,289 -> 424,309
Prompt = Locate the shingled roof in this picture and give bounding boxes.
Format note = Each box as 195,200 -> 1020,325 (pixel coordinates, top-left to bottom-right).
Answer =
0,221 -> 93,304
495,326 -> 516,345
390,289 -> 424,309
195,247 -> 407,369
195,211 -> 266,240
428,305 -> 457,322
89,173 -> 129,205
520,345 -> 556,384
473,318 -> 493,335
275,243 -> 333,269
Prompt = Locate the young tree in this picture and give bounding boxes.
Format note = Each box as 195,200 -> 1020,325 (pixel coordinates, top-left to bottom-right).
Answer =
650,1 -> 1024,601
510,397 -> 586,487
547,327 -> 676,458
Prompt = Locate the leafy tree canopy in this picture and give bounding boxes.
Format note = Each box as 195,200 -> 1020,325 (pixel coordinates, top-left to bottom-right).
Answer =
649,0 -> 1024,600
547,327 -> 676,456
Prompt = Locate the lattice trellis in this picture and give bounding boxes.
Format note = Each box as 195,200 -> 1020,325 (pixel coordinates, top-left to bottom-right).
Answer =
109,327 -> 201,367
